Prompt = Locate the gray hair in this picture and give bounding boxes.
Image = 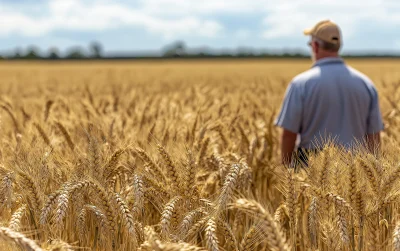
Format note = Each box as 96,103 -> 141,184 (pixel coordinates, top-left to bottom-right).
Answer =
313,37 -> 341,53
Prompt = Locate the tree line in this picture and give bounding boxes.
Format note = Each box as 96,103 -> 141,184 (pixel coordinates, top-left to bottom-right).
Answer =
1,41 -> 399,60
3,42 -> 103,60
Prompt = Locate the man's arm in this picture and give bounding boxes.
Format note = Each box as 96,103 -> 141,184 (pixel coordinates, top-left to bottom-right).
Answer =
365,132 -> 381,155
280,129 -> 298,166
365,85 -> 384,155
274,81 -> 303,165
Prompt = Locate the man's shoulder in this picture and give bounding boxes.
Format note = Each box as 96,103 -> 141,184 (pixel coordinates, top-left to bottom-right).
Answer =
345,65 -> 375,86
291,68 -> 321,86
292,64 -> 376,87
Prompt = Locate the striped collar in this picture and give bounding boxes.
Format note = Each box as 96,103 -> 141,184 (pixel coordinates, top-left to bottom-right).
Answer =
312,57 -> 344,67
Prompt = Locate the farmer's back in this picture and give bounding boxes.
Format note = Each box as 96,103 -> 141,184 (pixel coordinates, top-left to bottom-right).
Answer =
275,20 -> 384,166
277,57 -> 383,149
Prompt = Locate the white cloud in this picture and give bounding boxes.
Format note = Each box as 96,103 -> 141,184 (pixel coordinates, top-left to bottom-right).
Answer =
261,0 -> 400,40
134,0 -> 400,41
0,0 -> 223,38
0,0 -> 399,43
138,0 -> 267,15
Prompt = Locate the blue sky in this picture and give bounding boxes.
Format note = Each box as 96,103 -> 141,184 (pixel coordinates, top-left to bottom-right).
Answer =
0,0 -> 399,55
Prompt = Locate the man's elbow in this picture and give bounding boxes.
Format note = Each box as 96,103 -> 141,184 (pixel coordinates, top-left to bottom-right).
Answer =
282,129 -> 297,141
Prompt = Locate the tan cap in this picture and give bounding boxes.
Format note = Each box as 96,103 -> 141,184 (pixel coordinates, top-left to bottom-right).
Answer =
303,20 -> 342,45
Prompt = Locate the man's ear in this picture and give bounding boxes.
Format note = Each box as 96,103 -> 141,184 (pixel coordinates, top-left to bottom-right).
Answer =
313,41 -> 319,53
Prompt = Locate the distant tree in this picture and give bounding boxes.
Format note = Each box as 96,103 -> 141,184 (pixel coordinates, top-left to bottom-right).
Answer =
198,52 -> 209,57
237,47 -> 254,57
48,47 -> 60,60
162,41 -> 187,57
23,46 -> 40,59
89,41 -> 103,58
65,47 -> 86,59
14,47 -> 23,59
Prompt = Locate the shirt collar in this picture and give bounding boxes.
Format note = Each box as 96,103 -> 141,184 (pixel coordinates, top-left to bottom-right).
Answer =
312,57 -> 344,67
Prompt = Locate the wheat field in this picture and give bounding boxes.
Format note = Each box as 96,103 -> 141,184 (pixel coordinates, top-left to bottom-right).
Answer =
1,59 -> 400,251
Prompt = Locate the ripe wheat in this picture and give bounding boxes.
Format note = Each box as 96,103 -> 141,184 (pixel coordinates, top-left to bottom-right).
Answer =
0,60 -> 399,250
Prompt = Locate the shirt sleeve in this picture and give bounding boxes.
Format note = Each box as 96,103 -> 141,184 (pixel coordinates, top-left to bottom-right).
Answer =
367,87 -> 385,134
274,81 -> 303,134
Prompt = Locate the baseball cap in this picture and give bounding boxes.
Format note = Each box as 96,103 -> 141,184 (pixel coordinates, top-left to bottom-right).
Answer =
303,20 -> 342,45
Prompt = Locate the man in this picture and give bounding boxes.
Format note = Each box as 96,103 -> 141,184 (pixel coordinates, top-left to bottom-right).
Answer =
274,19 -> 384,167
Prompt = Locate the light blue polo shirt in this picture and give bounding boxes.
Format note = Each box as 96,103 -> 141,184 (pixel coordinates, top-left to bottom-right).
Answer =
275,57 -> 384,150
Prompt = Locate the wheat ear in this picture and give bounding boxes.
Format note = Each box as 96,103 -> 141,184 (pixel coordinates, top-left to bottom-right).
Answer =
381,163 -> 400,197
85,204 -> 111,232
358,157 -> 379,195
55,122 -> 75,151
179,207 -> 207,238
1,105 -> 21,134
218,163 -> 241,210
136,147 -> 166,182
115,193 -> 136,236
317,149 -> 330,191
0,172 -> 14,209
240,225 -> 259,251
77,207 -> 87,240
285,169 -> 297,234
217,219 -> 238,251
231,199 -> 290,251
157,144 -> 180,192
184,148 -> 197,197
33,123 -> 51,147
161,196 -> 182,239
0,227 -> 44,251
308,197 -> 318,249
18,172 -> 42,213
88,182 -> 117,234
9,204 -> 27,231
43,100 -> 54,122
132,174 -> 145,220
87,134 -> 101,182
40,186 -> 67,225
336,206 -> 350,244
393,221 -> 400,251
197,137 -> 210,166
54,187 -> 70,229
205,217 -> 219,251
103,148 -> 125,180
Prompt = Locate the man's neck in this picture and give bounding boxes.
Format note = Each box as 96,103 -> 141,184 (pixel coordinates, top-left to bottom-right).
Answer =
312,55 -> 343,66
316,53 -> 339,61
